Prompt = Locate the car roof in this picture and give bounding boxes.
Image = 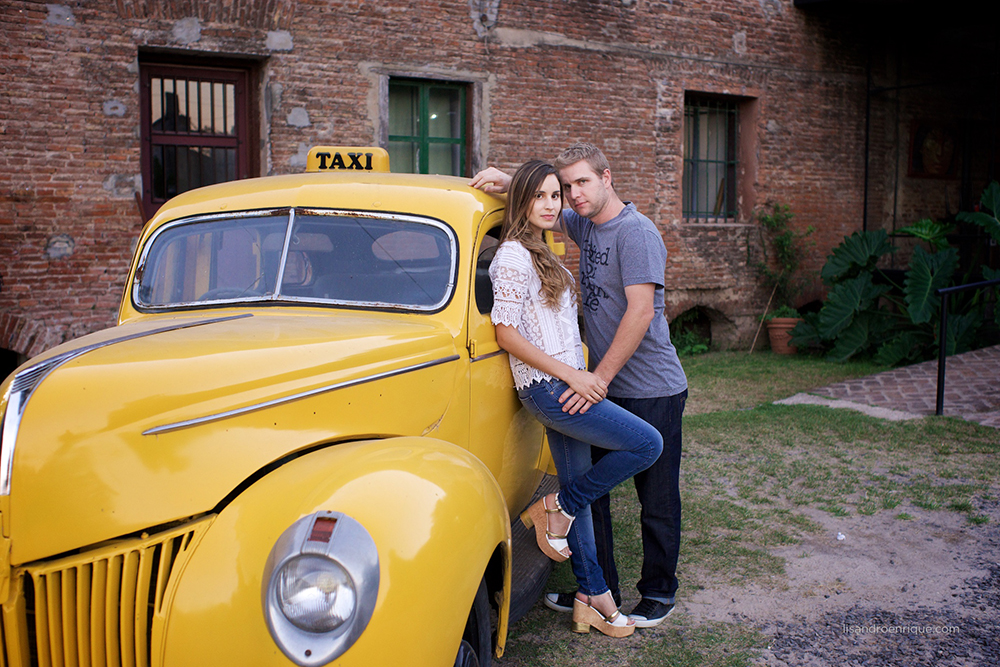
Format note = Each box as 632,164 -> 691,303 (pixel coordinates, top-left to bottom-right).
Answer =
146,171 -> 505,239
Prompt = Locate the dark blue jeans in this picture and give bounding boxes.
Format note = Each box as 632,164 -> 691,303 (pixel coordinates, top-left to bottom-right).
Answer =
591,390 -> 686,604
518,378 -> 663,597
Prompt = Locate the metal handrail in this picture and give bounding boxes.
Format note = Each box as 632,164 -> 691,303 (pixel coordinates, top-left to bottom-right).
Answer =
935,277 -> 1000,415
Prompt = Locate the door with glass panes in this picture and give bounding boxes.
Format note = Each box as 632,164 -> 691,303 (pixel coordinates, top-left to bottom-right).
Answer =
139,63 -> 251,221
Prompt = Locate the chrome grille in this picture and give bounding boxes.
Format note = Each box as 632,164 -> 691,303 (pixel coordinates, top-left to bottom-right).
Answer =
2,518 -> 211,667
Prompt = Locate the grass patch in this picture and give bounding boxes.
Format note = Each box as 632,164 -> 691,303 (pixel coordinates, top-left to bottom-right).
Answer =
638,621 -> 769,667
683,351 -> 884,414
684,404 -> 999,526
502,607 -> 768,667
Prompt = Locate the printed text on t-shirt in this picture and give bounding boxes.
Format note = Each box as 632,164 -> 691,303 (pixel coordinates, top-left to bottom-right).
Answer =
580,241 -> 611,312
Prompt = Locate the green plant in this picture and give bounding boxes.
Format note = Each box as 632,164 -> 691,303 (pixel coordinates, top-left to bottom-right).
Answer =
896,218 -> 955,251
756,202 -> 815,312
956,180 -> 1000,329
671,309 -> 711,356
957,181 -> 1000,245
763,305 -> 801,321
673,329 -> 710,356
791,183 -> 1000,364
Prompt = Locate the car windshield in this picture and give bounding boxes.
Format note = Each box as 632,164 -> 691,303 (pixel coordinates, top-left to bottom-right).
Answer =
134,209 -> 457,311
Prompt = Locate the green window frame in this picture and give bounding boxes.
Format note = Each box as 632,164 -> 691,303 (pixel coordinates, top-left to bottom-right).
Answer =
683,95 -> 739,222
388,79 -> 467,176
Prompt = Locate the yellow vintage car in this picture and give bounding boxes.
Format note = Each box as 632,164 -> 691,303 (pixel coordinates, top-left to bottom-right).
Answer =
0,148 -> 559,667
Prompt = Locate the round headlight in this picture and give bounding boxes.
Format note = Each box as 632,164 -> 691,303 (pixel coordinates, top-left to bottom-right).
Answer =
276,555 -> 357,633
263,512 -> 379,665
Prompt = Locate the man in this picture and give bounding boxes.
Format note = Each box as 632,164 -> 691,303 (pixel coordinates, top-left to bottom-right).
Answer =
470,143 -> 688,627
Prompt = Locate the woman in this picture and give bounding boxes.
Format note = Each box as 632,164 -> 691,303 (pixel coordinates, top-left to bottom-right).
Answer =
488,160 -> 663,637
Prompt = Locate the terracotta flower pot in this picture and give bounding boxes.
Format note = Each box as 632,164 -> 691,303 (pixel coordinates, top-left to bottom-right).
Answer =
766,317 -> 802,355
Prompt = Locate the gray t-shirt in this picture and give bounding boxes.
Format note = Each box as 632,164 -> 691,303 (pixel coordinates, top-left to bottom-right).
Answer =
563,203 -> 687,399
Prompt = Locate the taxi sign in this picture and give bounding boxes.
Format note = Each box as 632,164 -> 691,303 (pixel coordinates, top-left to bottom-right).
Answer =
306,146 -> 390,173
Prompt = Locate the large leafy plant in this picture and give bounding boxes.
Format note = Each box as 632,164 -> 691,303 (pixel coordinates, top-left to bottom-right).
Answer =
792,183 -> 1000,364
956,181 -> 1000,244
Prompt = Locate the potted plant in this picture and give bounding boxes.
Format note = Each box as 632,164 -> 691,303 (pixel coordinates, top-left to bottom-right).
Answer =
763,305 -> 803,355
752,202 -> 814,354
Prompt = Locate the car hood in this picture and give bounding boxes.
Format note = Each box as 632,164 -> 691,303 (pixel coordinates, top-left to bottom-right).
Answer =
5,310 -> 462,564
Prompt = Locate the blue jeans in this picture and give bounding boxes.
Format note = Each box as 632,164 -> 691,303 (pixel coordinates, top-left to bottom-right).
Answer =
591,390 -> 686,604
518,378 -> 663,597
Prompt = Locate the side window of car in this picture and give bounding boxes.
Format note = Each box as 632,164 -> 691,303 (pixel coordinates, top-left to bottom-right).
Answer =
475,227 -> 501,315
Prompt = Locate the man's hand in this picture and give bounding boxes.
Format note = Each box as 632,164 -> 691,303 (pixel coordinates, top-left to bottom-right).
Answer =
558,389 -> 594,415
555,369 -> 607,414
558,369 -> 610,414
469,167 -> 512,194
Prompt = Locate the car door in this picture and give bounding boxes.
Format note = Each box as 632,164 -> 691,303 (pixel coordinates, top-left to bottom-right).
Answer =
466,212 -> 546,515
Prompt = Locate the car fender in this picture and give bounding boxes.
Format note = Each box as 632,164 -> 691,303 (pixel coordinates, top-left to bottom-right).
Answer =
161,436 -> 511,666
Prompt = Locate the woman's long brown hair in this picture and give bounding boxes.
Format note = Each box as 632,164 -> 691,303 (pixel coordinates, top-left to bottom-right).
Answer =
500,160 -> 576,307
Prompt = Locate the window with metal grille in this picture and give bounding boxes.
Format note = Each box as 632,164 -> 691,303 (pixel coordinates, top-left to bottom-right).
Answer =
140,63 -> 252,221
388,79 -> 467,176
683,96 -> 739,222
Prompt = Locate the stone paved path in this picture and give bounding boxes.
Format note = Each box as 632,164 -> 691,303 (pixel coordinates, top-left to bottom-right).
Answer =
805,344 -> 1000,428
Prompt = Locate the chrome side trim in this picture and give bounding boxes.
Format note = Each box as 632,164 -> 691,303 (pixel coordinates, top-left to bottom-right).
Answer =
143,354 -> 461,436
0,314 -> 252,496
471,349 -> 506,362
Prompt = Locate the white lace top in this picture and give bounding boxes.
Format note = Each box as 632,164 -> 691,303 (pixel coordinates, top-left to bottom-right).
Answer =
489,241 -> 585,390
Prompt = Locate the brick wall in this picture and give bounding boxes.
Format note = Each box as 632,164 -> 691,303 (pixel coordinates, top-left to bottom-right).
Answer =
1,0 -> 990,368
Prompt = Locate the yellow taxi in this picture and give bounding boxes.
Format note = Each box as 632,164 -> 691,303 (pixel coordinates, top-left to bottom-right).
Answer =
0,148 -> 559,667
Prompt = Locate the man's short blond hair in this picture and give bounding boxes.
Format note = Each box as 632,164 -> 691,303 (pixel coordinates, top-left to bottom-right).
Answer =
554,142 -> 611,176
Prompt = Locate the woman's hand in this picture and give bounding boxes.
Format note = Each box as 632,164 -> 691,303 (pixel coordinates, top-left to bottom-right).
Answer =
560,369 -> 607,414
494,324 -> 604,415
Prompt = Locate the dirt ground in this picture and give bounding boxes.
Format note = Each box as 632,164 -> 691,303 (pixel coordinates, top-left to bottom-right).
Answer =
682,500 -> 1000,666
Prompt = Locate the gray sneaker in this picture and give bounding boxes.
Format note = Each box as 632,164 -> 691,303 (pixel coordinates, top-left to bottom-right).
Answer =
542,592 -> 575,613
628,598 -> 675,627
